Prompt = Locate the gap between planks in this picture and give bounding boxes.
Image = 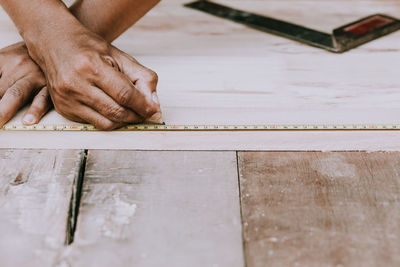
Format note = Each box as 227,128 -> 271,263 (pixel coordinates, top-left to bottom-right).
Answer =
60,150 -> 244,267
61,149 -> 246,249
65,149 -> 88,245
0,149 -> 84,267
236,151 -> 248,267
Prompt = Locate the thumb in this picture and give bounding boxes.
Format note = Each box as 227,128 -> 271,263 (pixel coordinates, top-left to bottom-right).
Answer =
22,87 -> 52,125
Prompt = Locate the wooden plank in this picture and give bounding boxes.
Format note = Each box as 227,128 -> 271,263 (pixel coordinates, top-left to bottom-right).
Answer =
1,0 -> 400,150
238,152 -> 400,267
2,130 -> 400,151
0,149 -> 84,267
61,150 -> 244,267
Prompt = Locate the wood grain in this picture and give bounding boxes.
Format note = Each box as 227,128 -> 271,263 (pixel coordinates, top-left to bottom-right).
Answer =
60,150 -> 244,267
238,152 -> 400,267
0,149 -> 83,267
1,0 -> 399,150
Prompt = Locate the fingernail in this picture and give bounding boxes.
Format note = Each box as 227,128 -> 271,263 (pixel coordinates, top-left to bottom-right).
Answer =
151,112 -> 162,120
152,92 -> 160,105
22,114 -> 36,125
147,112 -> 163,124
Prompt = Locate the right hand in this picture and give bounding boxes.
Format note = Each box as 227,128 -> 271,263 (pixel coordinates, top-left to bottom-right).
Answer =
26,25 -> 161,130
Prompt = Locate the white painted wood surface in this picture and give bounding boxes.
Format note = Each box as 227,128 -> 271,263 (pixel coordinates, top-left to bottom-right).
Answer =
0,0 -> 399,149
0,149 -> 82,267
59,150 -> 244,267
1,130 -> 400,151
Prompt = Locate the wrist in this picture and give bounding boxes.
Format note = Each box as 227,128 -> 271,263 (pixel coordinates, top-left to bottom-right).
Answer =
24,15 -> 86,68
21,2 -> 83,66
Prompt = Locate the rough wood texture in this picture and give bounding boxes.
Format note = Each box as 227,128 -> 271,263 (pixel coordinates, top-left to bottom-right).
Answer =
60,150 -> 244,267
0,149 -> 83,267
1,0 -> 400,150
238,152 -> 400,267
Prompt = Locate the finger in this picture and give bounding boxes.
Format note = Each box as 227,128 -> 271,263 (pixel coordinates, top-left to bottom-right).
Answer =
0,73 -> 17,98
115,51 -> 159,94
95,63 -> 158,119
72,105 -> 124,131
112,51 -> 162,123
81,86 -> 143,124
22,87 -> 52,125
0,77 -> 40,127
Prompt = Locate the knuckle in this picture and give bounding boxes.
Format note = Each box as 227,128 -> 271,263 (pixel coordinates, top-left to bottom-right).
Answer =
12,54 -> 29,66
33,74 -> 46,86
102,55 -> 117,69
116,88 -> 132,106
53,103 -> 65,116
142,105 -> 158,118
37,92 -> 49,100
107,105 -> 127,121
9,84 -> 25,98
55,75 -> 76,94
97,120 -> 116,131
33,95 -> 49,109
145,70 -> 158,83
73,54 -> 95,73
92,39 -> 109,52
26,74 -> 46,88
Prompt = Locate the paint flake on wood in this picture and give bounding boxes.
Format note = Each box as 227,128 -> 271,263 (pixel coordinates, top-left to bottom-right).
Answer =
0,149 -> 83,267
238,152 -> 400,267
61,150 -> 244,267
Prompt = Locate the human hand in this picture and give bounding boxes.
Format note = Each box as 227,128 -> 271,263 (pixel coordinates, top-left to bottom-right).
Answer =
0,42 -> 52,128
26,24 -> 161,130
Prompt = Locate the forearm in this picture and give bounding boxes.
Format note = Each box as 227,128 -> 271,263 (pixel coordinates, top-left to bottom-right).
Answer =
0,0 -> 160,63
70,0 -> 161,42
0,0 -> 85,65
0,0 -> 74,40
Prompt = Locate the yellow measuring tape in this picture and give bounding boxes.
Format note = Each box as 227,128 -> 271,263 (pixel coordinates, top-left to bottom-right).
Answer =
2,123 -> 400,131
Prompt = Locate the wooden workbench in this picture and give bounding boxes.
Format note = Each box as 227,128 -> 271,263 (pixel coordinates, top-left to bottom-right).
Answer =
1,0 -> 400,266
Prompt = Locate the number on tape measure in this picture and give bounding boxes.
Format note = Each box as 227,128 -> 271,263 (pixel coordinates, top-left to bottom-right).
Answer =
2,123 -> 400,131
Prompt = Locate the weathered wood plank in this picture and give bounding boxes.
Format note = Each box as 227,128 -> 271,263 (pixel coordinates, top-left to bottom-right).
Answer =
61,150 -> 244,267
238,152 -> 400,267
0,149 -> 83,267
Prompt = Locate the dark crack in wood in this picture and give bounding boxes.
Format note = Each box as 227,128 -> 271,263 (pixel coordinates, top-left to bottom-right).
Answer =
65,149 -> 88,245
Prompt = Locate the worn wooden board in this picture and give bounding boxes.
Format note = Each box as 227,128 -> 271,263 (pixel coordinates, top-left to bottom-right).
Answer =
59,150 -> 244,267
238,152 -> 400,267
0,149 -> 83,267
1,0 -> 400,149
2,130 -> 400,151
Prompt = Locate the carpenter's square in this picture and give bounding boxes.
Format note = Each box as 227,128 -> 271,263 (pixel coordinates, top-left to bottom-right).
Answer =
184,0 -> 400,53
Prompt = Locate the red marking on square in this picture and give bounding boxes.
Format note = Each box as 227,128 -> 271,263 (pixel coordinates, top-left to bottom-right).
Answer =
344,15 -> 393,35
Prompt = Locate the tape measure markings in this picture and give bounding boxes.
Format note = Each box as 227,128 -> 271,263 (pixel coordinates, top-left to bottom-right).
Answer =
1,124 -> 400,131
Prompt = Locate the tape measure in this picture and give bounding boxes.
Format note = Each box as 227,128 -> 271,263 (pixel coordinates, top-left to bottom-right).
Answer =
2,123 -> 400,131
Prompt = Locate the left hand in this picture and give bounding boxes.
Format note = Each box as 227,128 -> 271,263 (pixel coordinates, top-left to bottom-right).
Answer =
0,42 -> 52,127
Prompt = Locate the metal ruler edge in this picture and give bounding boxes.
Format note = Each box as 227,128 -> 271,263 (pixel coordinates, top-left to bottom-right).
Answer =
2,123 -> 400,131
